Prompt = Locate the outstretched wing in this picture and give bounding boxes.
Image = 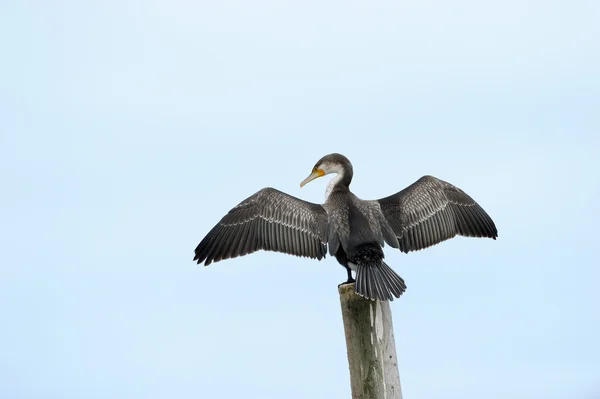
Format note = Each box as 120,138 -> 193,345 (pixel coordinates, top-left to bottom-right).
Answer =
194,188 -> 329,265
377,176 -> 497,253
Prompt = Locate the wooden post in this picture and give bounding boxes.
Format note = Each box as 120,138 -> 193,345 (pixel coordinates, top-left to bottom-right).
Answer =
339,283 -> 403,399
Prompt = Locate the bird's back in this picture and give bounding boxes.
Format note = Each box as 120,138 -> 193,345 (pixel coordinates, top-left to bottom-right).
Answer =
325,191 -> 390,257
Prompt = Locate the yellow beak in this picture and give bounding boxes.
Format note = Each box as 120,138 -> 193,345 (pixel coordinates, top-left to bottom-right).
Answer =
300,169 -> 325,188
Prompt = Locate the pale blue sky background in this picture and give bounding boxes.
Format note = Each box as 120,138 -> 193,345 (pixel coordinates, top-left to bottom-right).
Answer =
1,1 -> 599,398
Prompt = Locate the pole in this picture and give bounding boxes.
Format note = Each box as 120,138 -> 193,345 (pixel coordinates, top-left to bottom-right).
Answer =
339,283 -> 403,399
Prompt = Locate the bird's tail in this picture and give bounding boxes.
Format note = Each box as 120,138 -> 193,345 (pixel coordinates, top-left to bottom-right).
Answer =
355,260 -> 407,301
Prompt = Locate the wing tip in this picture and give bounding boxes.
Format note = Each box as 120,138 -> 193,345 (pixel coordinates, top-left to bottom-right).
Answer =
193,252 -> 211,266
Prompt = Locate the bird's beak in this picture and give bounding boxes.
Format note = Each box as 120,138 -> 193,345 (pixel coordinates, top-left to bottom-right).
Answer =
300,169 -> 325,188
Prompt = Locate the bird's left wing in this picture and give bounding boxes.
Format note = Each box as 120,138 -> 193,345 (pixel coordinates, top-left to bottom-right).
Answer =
377,176 -> 497,253
194,188 -> 329,265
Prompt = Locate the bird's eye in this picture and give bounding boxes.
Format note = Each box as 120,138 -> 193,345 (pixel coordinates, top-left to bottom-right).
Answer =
313,167 -> 317,172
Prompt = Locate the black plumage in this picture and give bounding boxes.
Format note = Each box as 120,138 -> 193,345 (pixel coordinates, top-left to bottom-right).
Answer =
377,175 -> 498,253
194,153 -> 497,301
194,188 -> 328,265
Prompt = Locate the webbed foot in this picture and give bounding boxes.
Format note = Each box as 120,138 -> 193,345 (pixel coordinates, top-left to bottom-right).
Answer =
338,277 -> 356,287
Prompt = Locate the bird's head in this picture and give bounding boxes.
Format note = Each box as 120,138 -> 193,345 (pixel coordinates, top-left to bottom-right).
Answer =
300,153 -> 352,188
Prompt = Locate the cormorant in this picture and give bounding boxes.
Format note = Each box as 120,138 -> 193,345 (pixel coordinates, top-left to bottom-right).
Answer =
194,153 -> 497,301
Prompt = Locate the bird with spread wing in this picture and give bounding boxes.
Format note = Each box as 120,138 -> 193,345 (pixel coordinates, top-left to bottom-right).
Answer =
194,153 -> 497,301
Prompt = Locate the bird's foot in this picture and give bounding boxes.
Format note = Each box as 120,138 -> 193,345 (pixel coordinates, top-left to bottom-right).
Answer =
338,277 -> 356,287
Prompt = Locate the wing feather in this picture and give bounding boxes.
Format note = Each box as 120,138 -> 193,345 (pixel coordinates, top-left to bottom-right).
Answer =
194,188 -> 329,265
377,176 -> 497,253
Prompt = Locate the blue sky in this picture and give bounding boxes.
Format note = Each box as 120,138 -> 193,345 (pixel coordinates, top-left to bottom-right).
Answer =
1,1 -> 599,398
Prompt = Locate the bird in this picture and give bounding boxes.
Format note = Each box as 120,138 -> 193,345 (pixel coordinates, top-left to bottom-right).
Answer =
193,153 -> 497,301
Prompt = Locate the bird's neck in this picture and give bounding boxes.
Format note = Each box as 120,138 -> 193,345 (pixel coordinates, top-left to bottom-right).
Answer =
325,163 -> 353,199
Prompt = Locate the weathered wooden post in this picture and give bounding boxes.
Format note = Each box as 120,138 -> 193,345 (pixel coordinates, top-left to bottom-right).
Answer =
339,283 -> 403,399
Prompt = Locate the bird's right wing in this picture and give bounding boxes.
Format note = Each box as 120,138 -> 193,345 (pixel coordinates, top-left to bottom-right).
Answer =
194,188 -> 329,265
377,176 -> 497,253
